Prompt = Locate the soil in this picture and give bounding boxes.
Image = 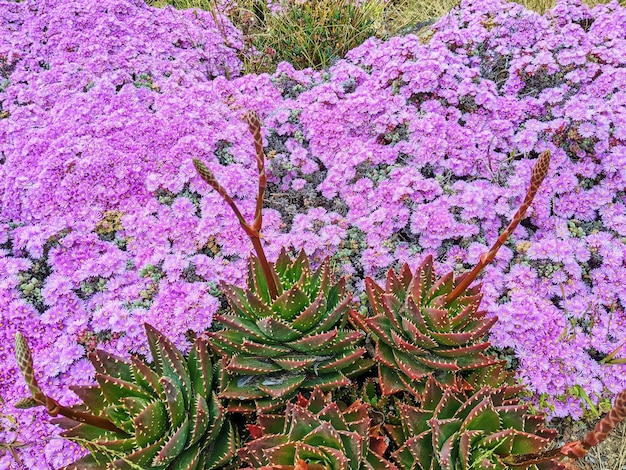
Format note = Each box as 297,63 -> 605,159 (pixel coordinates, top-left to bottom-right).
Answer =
551,418 -> 626,469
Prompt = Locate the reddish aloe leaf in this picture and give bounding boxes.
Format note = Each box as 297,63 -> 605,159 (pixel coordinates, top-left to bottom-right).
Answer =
257,375 -> 306,399
227,355 -> 283,375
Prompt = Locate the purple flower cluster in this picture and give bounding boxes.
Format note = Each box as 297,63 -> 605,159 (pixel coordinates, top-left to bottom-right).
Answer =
1,0 -> 626,464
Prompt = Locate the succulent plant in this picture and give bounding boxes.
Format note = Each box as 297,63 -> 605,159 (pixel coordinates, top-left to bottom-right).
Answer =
14,325 -> 237,469
239,387 -> 396,470
385,375 -> 561,470
194,111 -> 372,411
353,150 -> 552,398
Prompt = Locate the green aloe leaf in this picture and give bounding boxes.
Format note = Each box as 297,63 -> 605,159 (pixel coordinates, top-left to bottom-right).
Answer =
134,400 -> 168,448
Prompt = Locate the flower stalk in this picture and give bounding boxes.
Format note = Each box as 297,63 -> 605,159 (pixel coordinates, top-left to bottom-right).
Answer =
193,110 -> 278,300
446,150 -> 551,305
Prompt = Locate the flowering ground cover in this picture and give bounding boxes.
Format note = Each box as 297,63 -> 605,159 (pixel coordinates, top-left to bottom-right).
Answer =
1,0 -> 626,466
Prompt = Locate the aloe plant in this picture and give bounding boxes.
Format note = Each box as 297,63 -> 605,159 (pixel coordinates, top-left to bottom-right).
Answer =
14,325 -> 237,469
353,151 -> 552,398
239,387 -> 395,470
194,111 -> 373,412
386,375 -> 560,470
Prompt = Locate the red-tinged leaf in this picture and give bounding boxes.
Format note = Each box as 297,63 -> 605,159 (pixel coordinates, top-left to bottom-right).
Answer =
406,297 -> 430,333
315,348 -> 366,373
459,430 -> 483,470
169,445 -> 201,470
205,421 -> 238,469
299,444 -> 349,468
186,338 -> 213,400
375,341 -> 398,369
248,424 -> 264,439
187,394 -> 210,447
365,277 -> 385,317
272,355 -> 318,371
203,392 -> 226,443
130,355 -> 163,397
344,358 -> 376,378
69,385 -> 107,415
511,431 -> 552,454
379,366 -> 406,396
287,330 -> 337,352
465,316 -> 498,340
258,414 -> 286,435
423,307 -> 451,332
152,417 -> 190,466
433,388 -> 464,420
391,329 -> 427,354
61,422 -> 127,442
382,294 -> 403,327
291,290 -> 327,332
427,272 -> 454,301
394,349 -> 433,381
430,330 -> 474,346
302,371 -> 350,391
274,248 -> 294,279
307,387 -> 331,415
241,339 -> 293,357
385,269 -> 408,301
145,324 -> 192,407
398,403 -> 431,436
161,375 -> 186,430
96,373 -> 151,404
449,300 -> 481,329
397,432 -> 432,469
366,316 -> 396,345
215,314 -> 266,340
222,284 -> 257,319
257,317 -> 303,342
437,342 -> 491,358
246,289 -> 275,318
460,397 -> 500,433
321,330 -> 363,354
416,355 -> 460,372
480,428 -> 515,454
249,256 -> 273,305
271,286 -> 310,322
258,374 -> 306,399
310,291 -> 351,335
421,375 -> 445,411
430,418 -> 461,454
401,316 -> 438,348
228,355 -> 283,375
134,400 -> 167,448
242,435 -> 289,466
439,433 -> 456,470
302,421 -> 344,449
89,349 -> 133,382
221,378 -> 267,400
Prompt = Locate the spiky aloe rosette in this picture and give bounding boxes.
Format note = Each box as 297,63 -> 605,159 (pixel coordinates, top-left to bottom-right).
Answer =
14,325 -> 237,469
193,111 -> 372,411
239,387 -> 395,470
385,375 -> 560,470
353,151 -> 552,398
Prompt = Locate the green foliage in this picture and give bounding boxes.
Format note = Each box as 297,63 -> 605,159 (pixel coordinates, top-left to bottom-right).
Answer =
209,249 -> 374,412
354,256 -> 499,398
386,375 -> 558,470
247,0 -> 385,71
239,387 -> 395,470
15,326 -> 238,469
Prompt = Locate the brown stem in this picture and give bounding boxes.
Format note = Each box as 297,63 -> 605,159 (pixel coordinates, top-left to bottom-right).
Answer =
193,111 -> 279,300
446,150 -> 551,305
44,396 -> 127,434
